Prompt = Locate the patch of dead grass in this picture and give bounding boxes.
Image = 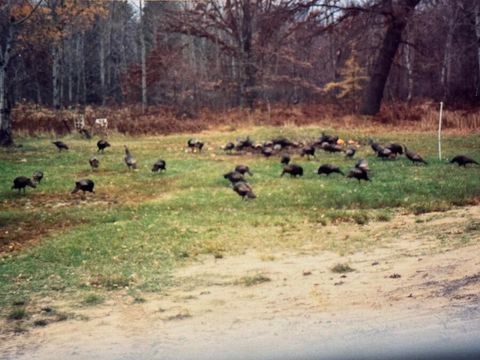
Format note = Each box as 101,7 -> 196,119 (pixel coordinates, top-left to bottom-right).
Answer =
0,217 -> 83,255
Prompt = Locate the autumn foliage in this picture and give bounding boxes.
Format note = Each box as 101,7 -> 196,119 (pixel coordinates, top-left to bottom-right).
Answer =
2,0 -> 480,148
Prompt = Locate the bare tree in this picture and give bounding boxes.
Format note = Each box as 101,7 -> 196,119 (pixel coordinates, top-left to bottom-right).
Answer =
162,0 -> 323,110
440,2 -> 459,99
4,0 -> 480,126
0,0 -> 43,146
360,0 -> 421,115
474,1 -> 480,96
139,0 -> 147,112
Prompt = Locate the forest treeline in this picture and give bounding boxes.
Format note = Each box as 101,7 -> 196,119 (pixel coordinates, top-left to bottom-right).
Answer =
1,0 -> 480,144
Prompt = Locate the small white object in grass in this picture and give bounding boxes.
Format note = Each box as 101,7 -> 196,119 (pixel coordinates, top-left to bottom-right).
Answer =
20,158 -> 27,162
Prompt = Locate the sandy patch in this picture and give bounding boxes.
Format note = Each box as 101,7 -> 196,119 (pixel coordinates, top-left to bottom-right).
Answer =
1,206 -> 480,359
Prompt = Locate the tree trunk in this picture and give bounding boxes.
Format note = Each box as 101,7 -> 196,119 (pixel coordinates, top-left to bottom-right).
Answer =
0,63 -> 13,147
60,40 -> 65,107
360,0 -> 420,115
80,34 -> 86,105
404,43 -> 414,102
51,0 -> 61,110
0,21 -> 14,147
76,35 -> 82,104
404,26 -> 414,102
139,0 -> 147,113
100,31 -> 106,106
68,41 -> 73,106
474,2 -> 480,96
440,6 -> 457,99
52,44 -> 61,109
241,0 -> 256,110
105,8 -> 113,104
36,79 -> 42,104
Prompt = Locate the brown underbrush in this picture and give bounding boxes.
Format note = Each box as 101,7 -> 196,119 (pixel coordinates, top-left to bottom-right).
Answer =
11,100 -> 480,137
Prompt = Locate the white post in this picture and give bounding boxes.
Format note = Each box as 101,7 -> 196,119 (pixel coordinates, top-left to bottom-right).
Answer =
438,101 -> 444,160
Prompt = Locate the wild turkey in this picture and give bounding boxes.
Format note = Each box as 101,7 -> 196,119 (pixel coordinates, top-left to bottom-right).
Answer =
345,147 -> 356,158
52,140 -> 69,152
450,155 -> 479,167
223,142 -> 235,153
273,144 -> 282,152
355,158 -> 370,172
187,138 -> 196,150
124,145 -> 138,170
233,181 -> 256,200
235,165 -> 253,176
262,146 -> 273,157
377,147 -> 396,160
319,132 -> 338,144
347,168 -> 371,182
32,171 -> 44,183
405,147 -> 427,165
187,138 -> 204,152
321,142 -> 343,153
316,164 -> 344,176
152,159 -> 166,172
89,157 -> 100,170
272,136 -> 297,148
281,164 -> 303,177
385,143 -> 403,155
71,179 -> 95,194
195,140 -> 204,152
368,139 -> 383,154
281,154 -> 291,165
236,136 -> 254,151
97,139 -> 111,153
12,176 -> 36,193
300,145 -> 316,159
224,171 -> 245,184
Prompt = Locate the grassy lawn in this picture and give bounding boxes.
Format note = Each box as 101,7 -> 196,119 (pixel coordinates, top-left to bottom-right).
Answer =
0,126 -> 479,312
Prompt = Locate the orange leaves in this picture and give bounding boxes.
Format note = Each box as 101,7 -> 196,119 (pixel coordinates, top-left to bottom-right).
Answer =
10,3 -> 34,21
5,0 -> 107,51
17,0 -> 108,45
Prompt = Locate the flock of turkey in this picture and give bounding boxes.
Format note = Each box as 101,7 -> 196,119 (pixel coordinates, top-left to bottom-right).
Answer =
10,132 -> 480,200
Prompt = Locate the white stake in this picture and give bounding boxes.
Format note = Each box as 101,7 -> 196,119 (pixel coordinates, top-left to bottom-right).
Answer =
438,101 -> 444,161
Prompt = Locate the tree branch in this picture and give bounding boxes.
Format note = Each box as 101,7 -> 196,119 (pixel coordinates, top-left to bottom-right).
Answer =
12,0 -> 44,27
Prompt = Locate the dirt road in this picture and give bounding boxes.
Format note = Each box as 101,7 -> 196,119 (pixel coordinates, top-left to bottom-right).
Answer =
2,207 -> 480,359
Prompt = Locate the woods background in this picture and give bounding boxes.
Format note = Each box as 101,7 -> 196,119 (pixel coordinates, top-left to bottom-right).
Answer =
2,0 -> 480,143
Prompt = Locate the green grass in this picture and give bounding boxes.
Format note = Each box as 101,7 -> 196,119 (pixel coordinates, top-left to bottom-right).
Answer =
0,127 -> 479,311
82,293 -> 105,306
